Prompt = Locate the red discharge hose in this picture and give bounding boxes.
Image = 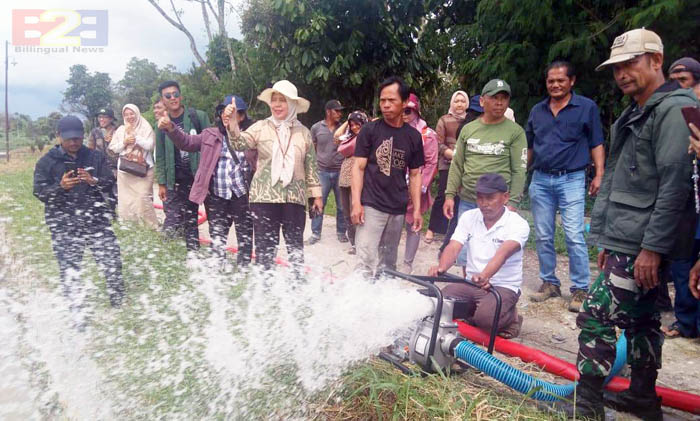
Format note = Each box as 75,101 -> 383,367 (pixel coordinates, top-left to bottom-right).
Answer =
457,322 -> 700,414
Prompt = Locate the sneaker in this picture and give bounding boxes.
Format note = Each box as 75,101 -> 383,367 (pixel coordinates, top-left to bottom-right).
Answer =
337,233 -> 349,243
305,234 -> 321,245
568,289 -> 588,313
348,246 -> 356,255
530,282 -> 562,302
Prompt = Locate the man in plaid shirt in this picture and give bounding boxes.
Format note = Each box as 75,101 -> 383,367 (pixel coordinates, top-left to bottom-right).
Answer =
156,95 -> 255,269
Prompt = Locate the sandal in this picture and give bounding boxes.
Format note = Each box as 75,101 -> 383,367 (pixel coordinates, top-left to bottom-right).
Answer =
661,321 -> 683,339
424,230 -> 434,244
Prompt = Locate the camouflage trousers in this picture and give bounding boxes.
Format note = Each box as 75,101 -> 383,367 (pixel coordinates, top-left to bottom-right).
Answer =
576,251 -> 664,378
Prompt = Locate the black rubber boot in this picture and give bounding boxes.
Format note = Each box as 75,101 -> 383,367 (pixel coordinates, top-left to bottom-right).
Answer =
604,368 -> 663,421
552,375 -> 605,421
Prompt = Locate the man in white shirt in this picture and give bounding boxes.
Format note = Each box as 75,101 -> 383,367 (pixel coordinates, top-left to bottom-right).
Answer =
429,173 -> 530,338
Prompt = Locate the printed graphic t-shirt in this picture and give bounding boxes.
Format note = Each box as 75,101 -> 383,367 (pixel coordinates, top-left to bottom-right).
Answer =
354,119 -> 425,215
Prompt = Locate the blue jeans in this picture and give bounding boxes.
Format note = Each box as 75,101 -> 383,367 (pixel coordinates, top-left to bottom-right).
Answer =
670,239 -> 700,337
455,200 -> 477,266
529,170 -> 590,292
311,169 -> 346,236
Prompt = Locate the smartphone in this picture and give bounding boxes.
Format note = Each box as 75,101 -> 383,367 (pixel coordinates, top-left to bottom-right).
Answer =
64,161 -> 78,177
682,106 -> 700,129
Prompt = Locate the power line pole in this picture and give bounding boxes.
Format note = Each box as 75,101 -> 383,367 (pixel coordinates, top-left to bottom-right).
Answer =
5,40 -> 9,162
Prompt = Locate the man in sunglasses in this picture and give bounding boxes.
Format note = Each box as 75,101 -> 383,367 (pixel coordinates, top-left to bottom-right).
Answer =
154,80 -> 211,253
444,79 -> 528,271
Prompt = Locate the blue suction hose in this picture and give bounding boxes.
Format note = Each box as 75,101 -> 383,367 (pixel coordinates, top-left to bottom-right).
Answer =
452,333 -> 627,401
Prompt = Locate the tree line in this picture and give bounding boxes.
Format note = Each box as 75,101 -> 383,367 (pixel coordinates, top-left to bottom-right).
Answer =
53,0 -> 698,138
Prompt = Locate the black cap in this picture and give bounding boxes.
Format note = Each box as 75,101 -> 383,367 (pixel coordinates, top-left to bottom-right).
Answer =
57,116 -> 84,139
325,99 -> 344,110
669,57 -> 700,75
475,173 -> 508,194
95,107 -> 115,119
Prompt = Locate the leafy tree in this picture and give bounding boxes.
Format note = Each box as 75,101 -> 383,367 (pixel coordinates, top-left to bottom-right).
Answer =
240,0 -> 443,122
62,65 -> 114,120
36,112 -> 63,141
118,57 -> 162,113
452,0 -> 700,128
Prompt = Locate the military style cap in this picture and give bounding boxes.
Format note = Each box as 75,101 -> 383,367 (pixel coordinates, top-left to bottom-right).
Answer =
596,28 -> 663,71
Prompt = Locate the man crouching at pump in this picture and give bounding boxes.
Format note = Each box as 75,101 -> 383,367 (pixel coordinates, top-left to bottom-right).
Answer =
428,173 -> 529,339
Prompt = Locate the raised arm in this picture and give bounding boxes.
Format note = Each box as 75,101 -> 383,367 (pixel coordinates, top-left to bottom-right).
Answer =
222,102 -> 258,150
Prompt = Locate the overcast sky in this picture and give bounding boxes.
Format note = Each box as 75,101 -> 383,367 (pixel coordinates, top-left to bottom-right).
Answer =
0,0 -> 243,118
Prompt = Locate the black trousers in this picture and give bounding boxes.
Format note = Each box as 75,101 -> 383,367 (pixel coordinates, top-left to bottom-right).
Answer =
338,186 -> 355,246
439,195 -> 461,256
163,181 -> 200,251
250,203 -> 305,270
49,220 -> 124,306
428,169 -> 449,234
204,193 -> 254,267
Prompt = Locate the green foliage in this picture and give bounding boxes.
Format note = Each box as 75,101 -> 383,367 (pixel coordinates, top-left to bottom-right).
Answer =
118,57 -> 163,114
57,0 -> 700,133
62,64 -> 113,120
451,0 -> 700,128
240,0 -> 443,124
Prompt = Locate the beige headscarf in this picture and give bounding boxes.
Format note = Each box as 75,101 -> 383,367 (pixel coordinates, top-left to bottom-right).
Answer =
110,104 -> 155,155
267,99 -> 301,188
448,90 -> 469,120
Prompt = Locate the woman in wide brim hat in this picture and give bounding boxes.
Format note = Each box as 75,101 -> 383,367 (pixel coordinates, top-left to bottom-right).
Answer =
224,80 -> 322,272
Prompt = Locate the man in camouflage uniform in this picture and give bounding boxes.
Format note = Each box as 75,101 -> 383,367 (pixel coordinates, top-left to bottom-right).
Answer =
558,29 -> 696,421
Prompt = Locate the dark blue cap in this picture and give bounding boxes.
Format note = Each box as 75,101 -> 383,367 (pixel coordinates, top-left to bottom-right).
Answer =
57,115 -> 84,139
469,95 -> 484,113
223,95 -> 248,111
475,173 -> 508,194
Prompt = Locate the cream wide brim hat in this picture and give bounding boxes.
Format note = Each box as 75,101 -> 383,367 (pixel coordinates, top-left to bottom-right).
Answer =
257,80 -> 311,114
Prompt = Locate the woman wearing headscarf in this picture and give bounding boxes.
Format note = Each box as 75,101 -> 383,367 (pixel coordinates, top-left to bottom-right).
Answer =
109,104 -> 158,228
223,80 -> 323,271
426,90 -> 469,243
333,110 -> 369,255
402,94 -> 438,273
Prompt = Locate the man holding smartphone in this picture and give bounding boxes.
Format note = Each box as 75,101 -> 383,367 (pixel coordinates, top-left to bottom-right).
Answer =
33,116 -> 125,326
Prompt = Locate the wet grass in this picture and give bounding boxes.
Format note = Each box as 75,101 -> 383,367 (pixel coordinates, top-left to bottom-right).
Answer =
314,358 -> 572,421
0,155 -> 576,420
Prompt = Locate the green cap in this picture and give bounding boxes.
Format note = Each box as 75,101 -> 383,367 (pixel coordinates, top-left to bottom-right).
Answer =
481,79 -> 511,97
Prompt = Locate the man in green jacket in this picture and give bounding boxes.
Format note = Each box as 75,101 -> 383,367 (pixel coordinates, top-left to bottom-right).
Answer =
154,80 -> 210,252
556,29 -> 696,421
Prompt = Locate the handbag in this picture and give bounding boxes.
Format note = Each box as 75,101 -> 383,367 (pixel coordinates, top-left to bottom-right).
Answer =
118,144 -> 148,177
337,133 -> 356,158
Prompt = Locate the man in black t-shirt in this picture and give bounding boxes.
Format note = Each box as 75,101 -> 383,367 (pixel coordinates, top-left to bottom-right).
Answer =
352,76 -> 425,277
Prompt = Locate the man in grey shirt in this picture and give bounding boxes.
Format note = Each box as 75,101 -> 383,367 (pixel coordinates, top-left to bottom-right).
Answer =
308,99 -> 348,244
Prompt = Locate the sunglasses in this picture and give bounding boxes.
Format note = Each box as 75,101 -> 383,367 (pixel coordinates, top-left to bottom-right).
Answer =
163,91 -> 181,99
404,108 -> 414,115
